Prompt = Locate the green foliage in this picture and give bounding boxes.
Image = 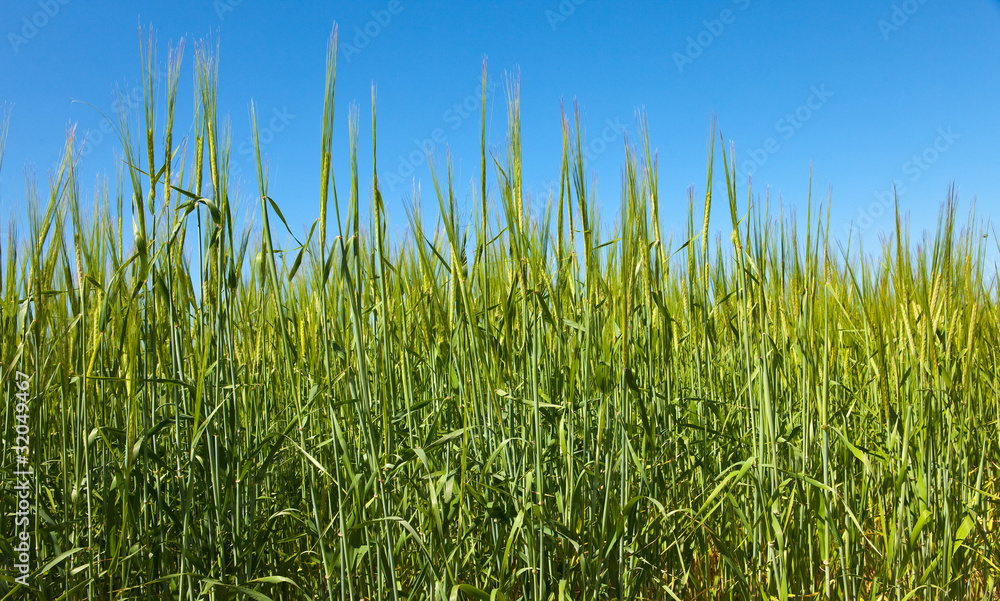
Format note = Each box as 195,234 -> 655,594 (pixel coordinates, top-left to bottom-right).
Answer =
1,29 -> 998,601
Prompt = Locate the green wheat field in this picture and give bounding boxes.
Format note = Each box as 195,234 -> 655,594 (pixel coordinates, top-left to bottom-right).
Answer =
2,33 -> 998,601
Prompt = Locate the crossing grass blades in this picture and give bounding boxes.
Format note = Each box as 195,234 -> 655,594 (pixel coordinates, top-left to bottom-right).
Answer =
1,28 -> 999,601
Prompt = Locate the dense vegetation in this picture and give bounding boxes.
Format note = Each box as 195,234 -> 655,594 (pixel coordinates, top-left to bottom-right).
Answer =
2,32 -> 998,600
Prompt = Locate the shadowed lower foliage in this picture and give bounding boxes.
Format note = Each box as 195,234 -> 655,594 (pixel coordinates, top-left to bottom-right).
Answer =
1,30 -> 999,601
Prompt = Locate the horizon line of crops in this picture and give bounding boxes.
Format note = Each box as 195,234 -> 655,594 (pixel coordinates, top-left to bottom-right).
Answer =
2,26 -> 999,601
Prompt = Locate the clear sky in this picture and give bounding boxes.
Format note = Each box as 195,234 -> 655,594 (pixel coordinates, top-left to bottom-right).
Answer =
2,0 -> 999,255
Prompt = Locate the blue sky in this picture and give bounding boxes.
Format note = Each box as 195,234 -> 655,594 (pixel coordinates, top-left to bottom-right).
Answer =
2,0 -> 998,255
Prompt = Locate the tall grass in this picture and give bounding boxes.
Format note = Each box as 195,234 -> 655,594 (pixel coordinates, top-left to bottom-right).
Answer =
2,31 -> 998,600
